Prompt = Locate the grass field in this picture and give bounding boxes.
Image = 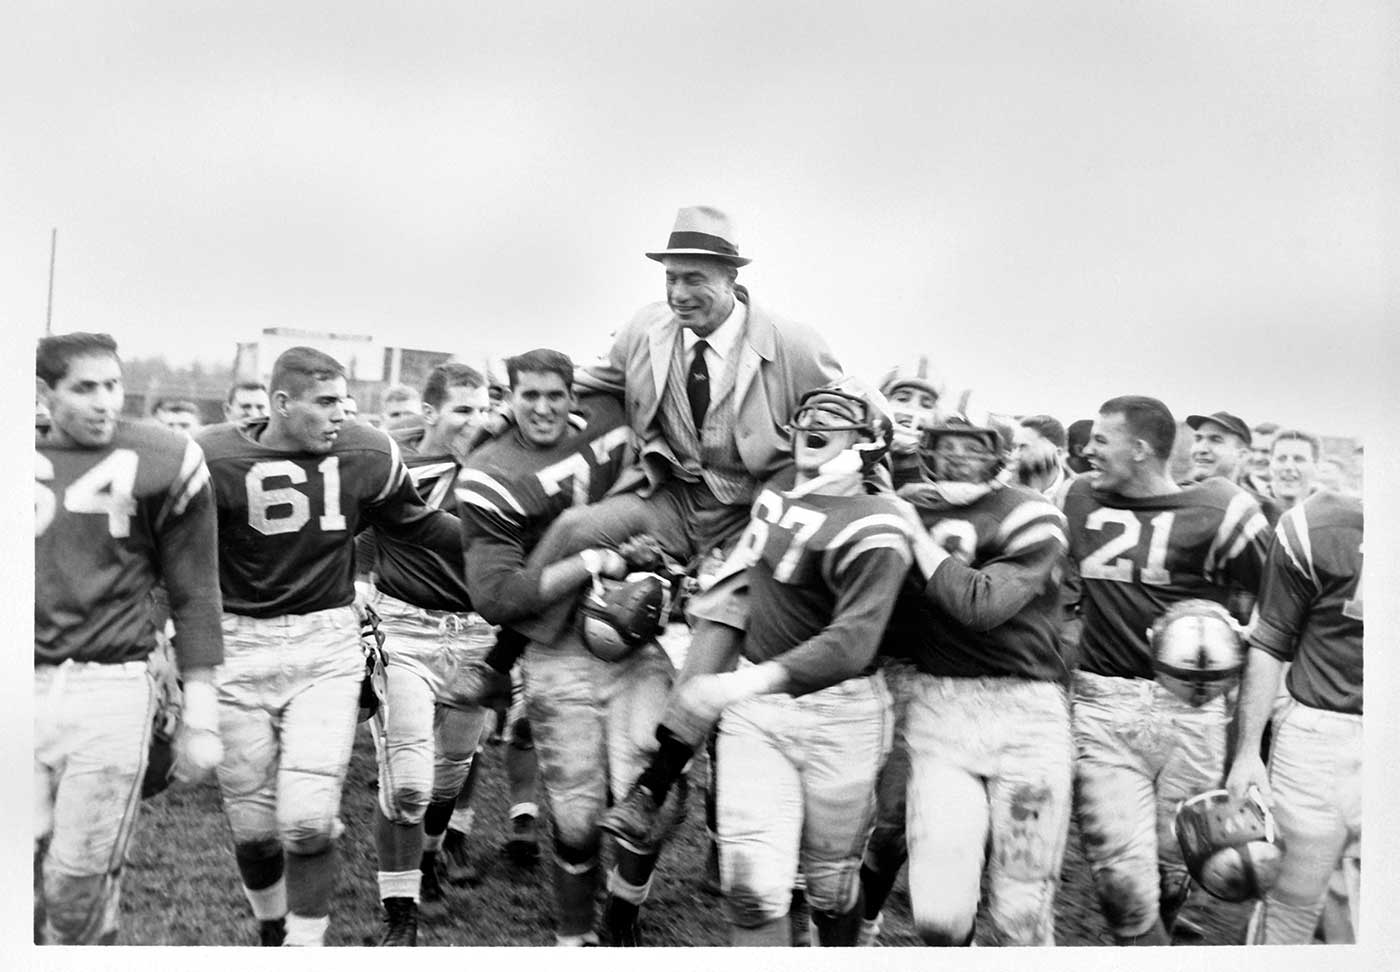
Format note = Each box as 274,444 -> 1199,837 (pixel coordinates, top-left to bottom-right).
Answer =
117,720 -> 1252,947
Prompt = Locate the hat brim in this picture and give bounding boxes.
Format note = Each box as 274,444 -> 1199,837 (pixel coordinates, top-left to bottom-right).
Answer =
883,377 -> 941,399
1186,414 -> 1250,443
645,248 -> 751,267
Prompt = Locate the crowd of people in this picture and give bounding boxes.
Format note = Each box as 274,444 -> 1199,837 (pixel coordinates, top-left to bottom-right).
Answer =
34,205 -> 1363,948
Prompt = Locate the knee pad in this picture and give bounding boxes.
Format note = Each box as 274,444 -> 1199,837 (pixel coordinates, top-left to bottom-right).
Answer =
553,833 -> 600,868
379,784 -> 431,826
279,815 -> 337,856
723,881 -> 787,929
43,870 -> 113,945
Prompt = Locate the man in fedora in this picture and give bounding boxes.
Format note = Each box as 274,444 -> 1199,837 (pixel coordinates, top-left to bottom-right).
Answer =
459,205 -> 842,943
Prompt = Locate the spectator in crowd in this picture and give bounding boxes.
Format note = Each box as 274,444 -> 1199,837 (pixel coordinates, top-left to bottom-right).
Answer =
383,384 -> 422,423
1186,411 -> 1281,525
1270,429 -> 1320,512
1246,421 -> 1279,496
224,381 -> 271,429
152,398 -> 204,436
1011,413 -> 1073,495
1065,419 -> 1093,476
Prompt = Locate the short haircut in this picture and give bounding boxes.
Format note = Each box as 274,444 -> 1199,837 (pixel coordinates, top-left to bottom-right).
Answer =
1099,395 -> 1176,461
1272,428 -> 1321,462
1019,413 -> 1067,449
506,348 -> 575,390
1066,419 -> 1093,455
383,383 -> 420,405
269,347 -> 346,401
154,398 -> 199,415
226,380 -> 267,404
1252,421 -> 1280,438
36,332 -> 119,386
422,362 -> 486,409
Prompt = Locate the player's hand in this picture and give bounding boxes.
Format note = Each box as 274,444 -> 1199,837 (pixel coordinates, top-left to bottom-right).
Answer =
618,533 -> 667,573
675,674 -> 739,728
1225,752 -> 1272,808
173,726 -> 224,782
589,548 -> 629,580
890,497 -> 924,536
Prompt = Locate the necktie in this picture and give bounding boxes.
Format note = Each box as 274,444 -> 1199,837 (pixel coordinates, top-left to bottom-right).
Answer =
687,340 -> 710,429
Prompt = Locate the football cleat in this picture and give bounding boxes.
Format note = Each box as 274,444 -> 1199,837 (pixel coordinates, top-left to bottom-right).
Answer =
258,917 -> 286,947
419,852 -> 446,904
440,829 -> 482,885
378,897 -> 418,946
504,814 -> 540,865
598,783 -> 663,853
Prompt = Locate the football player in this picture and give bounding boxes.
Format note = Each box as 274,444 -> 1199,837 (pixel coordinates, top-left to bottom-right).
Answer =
1060,395 -> 1271,945
1226,490 -> 1362,943
224,381 -> 270,429
151,397 -> 204,437
861,412 -> 1073,946
35,333 -> 224,944
354,362 -> 504,944
879,359 -> 942,488
198,346 -> 461,947
458,348 -> 670,946
1010,414 -> 1074,496
1268,429 -> 1320,513
673,380 -> 908,947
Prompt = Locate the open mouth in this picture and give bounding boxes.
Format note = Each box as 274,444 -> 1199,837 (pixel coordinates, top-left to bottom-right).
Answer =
804,430 -> 831,449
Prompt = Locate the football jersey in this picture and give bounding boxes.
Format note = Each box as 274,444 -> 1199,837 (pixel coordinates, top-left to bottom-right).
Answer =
358,426 -> 472,612
885,483 -> 1069,682
199,419 -> 460,618
457,396 -> 633,632
1060,476 -> 1271,679
735,482 -> 911,696
36,419 -> 223,669
1251,491 -> 1363,714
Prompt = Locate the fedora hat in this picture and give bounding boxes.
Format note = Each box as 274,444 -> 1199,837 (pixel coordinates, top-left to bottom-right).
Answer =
645,206 -> 751,266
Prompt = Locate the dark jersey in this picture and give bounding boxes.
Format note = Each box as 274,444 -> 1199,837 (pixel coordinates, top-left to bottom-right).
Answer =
199,419 -> 460,618
357,427 -> 472,612
1251,491 -> 1363,714
36,420 -> 223,669
734,483 -> 911,696
885,483 -> 1069,682
457,397 -> 632,636
1059,476 -> 1271,679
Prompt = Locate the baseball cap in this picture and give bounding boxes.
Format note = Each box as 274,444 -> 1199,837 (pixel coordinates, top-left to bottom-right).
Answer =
1186,411 -> 1251,445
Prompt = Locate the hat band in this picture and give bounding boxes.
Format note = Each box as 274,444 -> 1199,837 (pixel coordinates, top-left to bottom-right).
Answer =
664,231 -> 739,257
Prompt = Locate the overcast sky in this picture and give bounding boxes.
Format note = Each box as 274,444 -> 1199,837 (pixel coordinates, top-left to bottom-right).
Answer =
3,2 -> 1395,437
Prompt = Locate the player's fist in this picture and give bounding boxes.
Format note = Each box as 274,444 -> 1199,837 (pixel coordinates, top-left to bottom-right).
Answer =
676,674 -> 738,729
1225,752 -> 1272,808
618,533 -> 667,573
174,727 -> 224,782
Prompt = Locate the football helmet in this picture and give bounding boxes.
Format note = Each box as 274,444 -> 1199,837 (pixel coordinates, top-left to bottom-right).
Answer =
879,358 -> 943,453
1150,599 -> 1245,706
918,404 -> 1015,484
788,377 -> 894,478
579,572 -> 672,662
1174,788 -> 1284,902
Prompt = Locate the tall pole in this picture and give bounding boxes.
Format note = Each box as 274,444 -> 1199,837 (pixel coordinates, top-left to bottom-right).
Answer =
45,228 -> 57,334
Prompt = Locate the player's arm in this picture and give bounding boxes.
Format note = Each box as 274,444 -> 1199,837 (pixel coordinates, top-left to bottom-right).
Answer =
460,500 -> 623,626
153,442 -> 226,775
776,540 -> 911,694
922,514 -> 1067,632
362,456 -> 462,557
1214,491 -> 1274,597
1225,526 -> 1312,805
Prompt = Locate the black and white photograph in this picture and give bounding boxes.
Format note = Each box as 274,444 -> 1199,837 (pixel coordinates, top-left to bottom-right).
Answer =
6,0 -> 1395,964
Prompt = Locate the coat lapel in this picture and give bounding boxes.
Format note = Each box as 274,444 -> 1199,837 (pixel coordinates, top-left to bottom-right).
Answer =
648,317 -> 677,407
733,301 -> 775,408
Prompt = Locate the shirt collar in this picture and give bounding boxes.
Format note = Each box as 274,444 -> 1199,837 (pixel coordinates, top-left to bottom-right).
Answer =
682,298 -> 745,359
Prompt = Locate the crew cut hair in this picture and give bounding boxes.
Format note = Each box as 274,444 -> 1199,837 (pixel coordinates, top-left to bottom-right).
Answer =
422,363 -> 486,409
1019,413 -> 1067,449
1099,395 -> 1177,461
1272,428 -> 1321,462
506,348 -> 575,390
36,332 -> 119,386
226,380 -> 267,404
269,346 -> 346,400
